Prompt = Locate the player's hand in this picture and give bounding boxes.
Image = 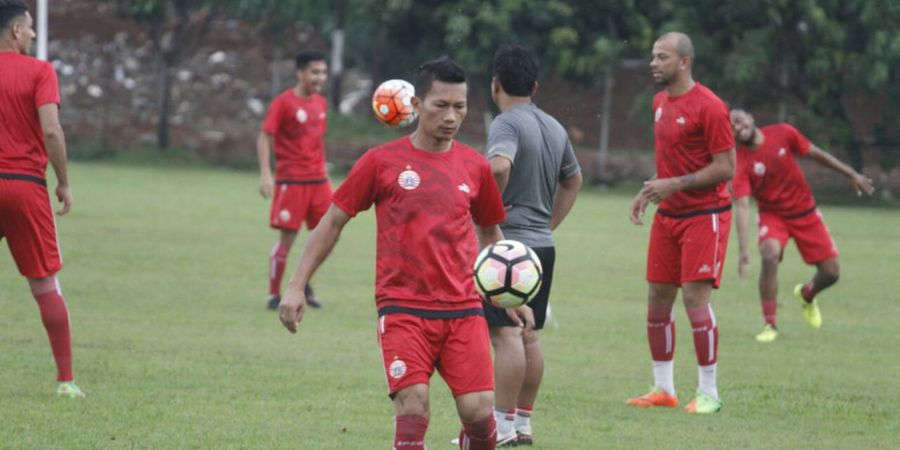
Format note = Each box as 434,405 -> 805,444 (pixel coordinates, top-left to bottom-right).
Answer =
506,304 -> 535,330
629,193 -> 650,225
278,287 -> 307,334
641,178 -> 679,204
55,184 -> 73,216
738,251 -> 750,279
850,173 -> 875,197
259,174 -> 274,198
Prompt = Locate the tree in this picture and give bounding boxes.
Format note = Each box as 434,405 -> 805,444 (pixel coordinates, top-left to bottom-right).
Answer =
118,0 -> 219,150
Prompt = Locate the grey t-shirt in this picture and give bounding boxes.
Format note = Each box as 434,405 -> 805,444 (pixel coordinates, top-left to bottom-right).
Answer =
487,102 -> 580,248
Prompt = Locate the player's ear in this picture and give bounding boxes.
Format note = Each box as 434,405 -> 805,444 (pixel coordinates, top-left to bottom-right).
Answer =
411,95 -> 422,112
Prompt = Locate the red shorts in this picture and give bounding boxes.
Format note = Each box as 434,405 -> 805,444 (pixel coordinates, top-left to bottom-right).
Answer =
269,181 -> 332,231
376,313 -> 493,398
647,209 -> 731,288
0,178 -> 62,278
758,209 -> 838,264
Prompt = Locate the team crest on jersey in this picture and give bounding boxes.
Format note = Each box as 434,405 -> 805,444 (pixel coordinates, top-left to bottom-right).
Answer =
398,166 -> 421,190
778,147 -> 787,157
389,359 -> 407,379
676,116 -> 686,125
754,162 -> 766,176
655,107 -> 663,122
295,108 -> 308,123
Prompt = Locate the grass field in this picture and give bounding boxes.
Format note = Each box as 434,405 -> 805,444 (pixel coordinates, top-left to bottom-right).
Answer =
1,161 -> 898,449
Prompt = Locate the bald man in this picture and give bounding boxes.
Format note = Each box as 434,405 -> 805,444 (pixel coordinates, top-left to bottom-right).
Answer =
627,32 -> 735,414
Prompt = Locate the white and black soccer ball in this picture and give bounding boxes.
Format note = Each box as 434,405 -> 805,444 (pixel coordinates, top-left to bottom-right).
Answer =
473,239 -> 543,308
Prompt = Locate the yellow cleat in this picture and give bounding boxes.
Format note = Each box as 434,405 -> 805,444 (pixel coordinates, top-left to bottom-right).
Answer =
684,392 -> 722,414
56,381 -> 85,398
794,284 -> 822,328
755,324 -> 779,343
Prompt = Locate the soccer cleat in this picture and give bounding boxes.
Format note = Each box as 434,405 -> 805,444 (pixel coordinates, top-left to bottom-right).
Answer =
516,430 -> 533,446
684,392 -> 721,414
304,284 -> 322,309
626,388 -> 678,408
794,284 -> 822,328
755,324 -> 779,343
497,427 -> 518,447
266,294 -> 280,310
56,381 -> 85,398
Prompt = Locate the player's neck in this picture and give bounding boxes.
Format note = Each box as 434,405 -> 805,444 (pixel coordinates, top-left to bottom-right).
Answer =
0,40 -> 20,53
750,130 -> 765,148
409,130 -> 452,153
294,84 -> 315,98
497,95 -> 531,113
665,76 -> 695,97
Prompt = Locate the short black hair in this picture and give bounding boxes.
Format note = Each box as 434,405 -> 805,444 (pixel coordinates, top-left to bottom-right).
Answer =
492,44 -> 538,97
295,50 -> 327,70
414,56 -> 466,99
0,0 -> 28,30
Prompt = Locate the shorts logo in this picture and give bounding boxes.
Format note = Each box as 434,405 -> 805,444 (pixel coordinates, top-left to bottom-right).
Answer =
698,264 -> 711,274
676,116 -> 686,125
398,167 -> 421,190
754,162 -> 766,176
778,147 -> 787,157
458,183 -> 470,194
279,209 -> 291,222
389,359 -> 407,379
295,108 -> 308,123
760,225 -> 769,237
655,107 -> 662,122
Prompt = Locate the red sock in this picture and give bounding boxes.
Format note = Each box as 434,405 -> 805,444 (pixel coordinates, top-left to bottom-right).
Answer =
33,289 -> 74,382
801,281 -> 820,302
687,304 -> 718,366
647,303 -> 675,361
394,415 -> 428,450
269,241 -> 289,296
516,404 -> 533,417
761,299 -> 777,327
460,414 -> 497,450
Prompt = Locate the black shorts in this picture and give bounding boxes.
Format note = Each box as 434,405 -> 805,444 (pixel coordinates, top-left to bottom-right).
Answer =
483,246 -> 556,330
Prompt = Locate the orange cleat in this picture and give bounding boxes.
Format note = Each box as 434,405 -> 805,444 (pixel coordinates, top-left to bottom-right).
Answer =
626,388 -> 678,408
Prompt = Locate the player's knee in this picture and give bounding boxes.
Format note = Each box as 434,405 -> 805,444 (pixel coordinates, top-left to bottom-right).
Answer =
394,385 -> 430,417
819,259 -> 840,284
759,249 -> 780,267
455,391 -> 494,423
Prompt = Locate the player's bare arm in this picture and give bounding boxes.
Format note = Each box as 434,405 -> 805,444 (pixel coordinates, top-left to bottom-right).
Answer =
38,103 -> 72,215
734,195 -> 751,278
550,170 -> 582,230
279,205 -> 351,333
641,149 -> 736,204
807,144 -> 875,197
256,131 -> 275,198
489,154 -> 513,193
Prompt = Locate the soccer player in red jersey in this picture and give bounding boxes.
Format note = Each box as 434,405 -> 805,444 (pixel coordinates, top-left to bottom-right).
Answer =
0,0 -> 83,398
278,56 -> 533,450
730,109 -> 874,342
627,32 -> 735,414
257,50 -> 330,310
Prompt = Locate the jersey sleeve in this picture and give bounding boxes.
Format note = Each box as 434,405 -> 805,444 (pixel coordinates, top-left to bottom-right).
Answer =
332,150 -> 378,217
261,95 -> 283,134
559,138 -> 580,181
785,124 -> 812,156
703,100 -> 735,154
471,161 -> 507,227
732,153 -> 751,199
34,63 -> 60,108
486,115 -> 519,163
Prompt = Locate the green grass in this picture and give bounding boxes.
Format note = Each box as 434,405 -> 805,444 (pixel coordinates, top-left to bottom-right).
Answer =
1,162 -> 898,449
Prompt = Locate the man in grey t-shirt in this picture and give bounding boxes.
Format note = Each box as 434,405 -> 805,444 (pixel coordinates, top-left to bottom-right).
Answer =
484,44 -> 582,447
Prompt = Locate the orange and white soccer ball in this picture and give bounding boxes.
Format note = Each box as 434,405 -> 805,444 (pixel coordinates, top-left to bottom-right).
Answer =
474,240 -> 543,308
372,79 -> 416,127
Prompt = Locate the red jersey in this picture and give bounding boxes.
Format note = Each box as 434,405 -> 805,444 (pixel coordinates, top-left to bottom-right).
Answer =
261,89 -> 328,181
333,136 -> 506,314
733,124 -> 816,216
652,83 -> 734,215
0,52 -> 60,179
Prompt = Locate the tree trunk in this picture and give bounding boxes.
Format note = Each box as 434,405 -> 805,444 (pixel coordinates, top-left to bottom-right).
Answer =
156,52 -> 172,150
330,0 -> 345,113
595,68 -> 614,185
